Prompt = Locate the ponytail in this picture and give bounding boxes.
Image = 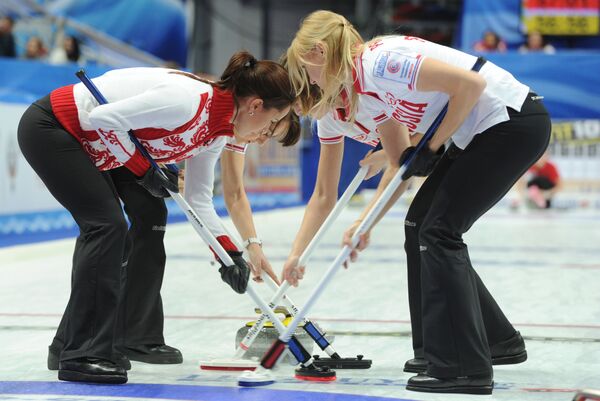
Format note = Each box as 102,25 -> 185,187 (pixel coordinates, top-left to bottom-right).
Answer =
217,51 -> 294,112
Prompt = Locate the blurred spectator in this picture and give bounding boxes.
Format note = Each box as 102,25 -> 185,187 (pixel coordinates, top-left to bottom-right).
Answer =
0,15 -> 16,58
513,152 -> 561,210
519,31 -> 555,54
473,30 -> 507,53
24,36 -> 47,60
49,35 -> 84,65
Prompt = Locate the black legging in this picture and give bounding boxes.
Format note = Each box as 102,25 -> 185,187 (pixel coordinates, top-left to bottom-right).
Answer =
403,94 -> 551,378
110,167 -> 168,349
18,96 -> 126,362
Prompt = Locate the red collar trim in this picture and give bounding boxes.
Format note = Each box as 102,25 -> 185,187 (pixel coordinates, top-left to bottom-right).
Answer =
208,86 -> 235,137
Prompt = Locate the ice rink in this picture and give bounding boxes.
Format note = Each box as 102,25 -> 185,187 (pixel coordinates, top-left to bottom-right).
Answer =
1,196 -> 600,401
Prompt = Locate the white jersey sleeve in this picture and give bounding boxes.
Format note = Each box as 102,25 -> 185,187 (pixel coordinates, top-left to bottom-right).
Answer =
316,113 -> 345,145
183,138 -> 229,238
224,136 -> 247,154
88,81 -> 195,166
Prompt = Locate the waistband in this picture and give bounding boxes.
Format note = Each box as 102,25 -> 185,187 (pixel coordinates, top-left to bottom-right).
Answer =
32,94 -> 53,114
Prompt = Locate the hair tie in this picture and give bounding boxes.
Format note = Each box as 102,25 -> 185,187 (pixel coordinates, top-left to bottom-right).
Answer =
244,58 -> 257,68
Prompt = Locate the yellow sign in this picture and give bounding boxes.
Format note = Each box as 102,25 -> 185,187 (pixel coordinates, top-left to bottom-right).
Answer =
523,16 -> 599,35
522,0 -> 600,35
551,120 -> 600,144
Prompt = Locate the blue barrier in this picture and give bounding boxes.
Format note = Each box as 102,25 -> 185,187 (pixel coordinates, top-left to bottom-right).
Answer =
0,58 -> 110,104
0,193 -> 301,248
484,53 -> 600,119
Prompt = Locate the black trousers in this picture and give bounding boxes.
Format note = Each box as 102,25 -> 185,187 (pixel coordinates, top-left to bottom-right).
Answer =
527,176 -> 555,191
49,168 -> 169,355
110,167 -> 168,348
404,94 -> 551,378
18,97 -> 127,362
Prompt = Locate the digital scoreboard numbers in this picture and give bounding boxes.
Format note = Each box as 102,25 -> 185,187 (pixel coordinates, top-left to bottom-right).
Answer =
522,0 -> 600,35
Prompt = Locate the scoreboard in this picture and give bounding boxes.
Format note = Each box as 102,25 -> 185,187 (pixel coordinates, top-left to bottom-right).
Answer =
522,0 -> 600,35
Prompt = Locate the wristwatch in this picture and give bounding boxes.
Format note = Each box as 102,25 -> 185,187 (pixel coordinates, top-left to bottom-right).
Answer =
244,237 -> 263,249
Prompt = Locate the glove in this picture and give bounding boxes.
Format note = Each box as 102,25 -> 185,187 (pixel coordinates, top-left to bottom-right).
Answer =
136,167 -> 179,198
212,235 -> 250,294
218,250 -> 251,294
400,144 -> 445,180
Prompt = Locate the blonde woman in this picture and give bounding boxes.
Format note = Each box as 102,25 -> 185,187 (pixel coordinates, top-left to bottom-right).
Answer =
283,10 -> 551,395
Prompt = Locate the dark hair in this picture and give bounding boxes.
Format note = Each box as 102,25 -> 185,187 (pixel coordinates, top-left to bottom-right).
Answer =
483,30 -> 501,46
217,51 -> 295,111
274,111 -> 300,147
65,36 -> 80,62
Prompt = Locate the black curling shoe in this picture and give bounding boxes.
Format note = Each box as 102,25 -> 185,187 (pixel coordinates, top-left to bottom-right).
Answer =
58,357 -> 127,384
404,331 -> 527,373
48,346 -> 131,371
489,331 -> 528,365
406,373 -> 493,395
123,344 -> 183,364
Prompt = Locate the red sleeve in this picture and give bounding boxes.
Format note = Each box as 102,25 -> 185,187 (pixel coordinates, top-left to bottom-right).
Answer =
210,235 -> 239,260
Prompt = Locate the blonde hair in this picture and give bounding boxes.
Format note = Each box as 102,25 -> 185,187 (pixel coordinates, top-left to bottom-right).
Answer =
286,10 -> 363,119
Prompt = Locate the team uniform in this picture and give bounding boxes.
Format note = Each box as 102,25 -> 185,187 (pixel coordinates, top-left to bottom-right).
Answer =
315,96 -> 386,197
317,95 -> 381,147
352,36 -> 551,378
18,67 -> 243,365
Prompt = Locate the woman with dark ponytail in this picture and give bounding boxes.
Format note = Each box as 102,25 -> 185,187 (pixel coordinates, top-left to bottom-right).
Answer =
17,50 -> 299,385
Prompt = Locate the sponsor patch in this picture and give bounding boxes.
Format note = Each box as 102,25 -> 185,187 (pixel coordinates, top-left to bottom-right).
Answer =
374,51 -> 389,78
373,51 -> 422,89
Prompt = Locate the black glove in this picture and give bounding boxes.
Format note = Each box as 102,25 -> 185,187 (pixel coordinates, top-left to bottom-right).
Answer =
400,144 -> 445,180
218,250 -> 250,294
136,167 -> 179,198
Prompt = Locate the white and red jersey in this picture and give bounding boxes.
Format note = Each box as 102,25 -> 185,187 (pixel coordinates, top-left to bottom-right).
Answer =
353,36 -> 530,149
50,67 -> 247,241
50,67 -> 235,177
317,94 -> 384,147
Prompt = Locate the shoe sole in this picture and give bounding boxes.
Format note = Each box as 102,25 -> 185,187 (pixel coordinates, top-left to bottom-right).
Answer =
404,351 -> 527,374
492,350 -> 527,366
58,369 -> 127,384
406,381 -> 494,395
125,354 -> 183,364
49,354 -> 131,371
403,365 -> 424,374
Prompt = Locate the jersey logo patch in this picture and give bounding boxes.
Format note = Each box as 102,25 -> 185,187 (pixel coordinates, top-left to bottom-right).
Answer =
387,59 -> 401,74
373,51 -> 422,89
